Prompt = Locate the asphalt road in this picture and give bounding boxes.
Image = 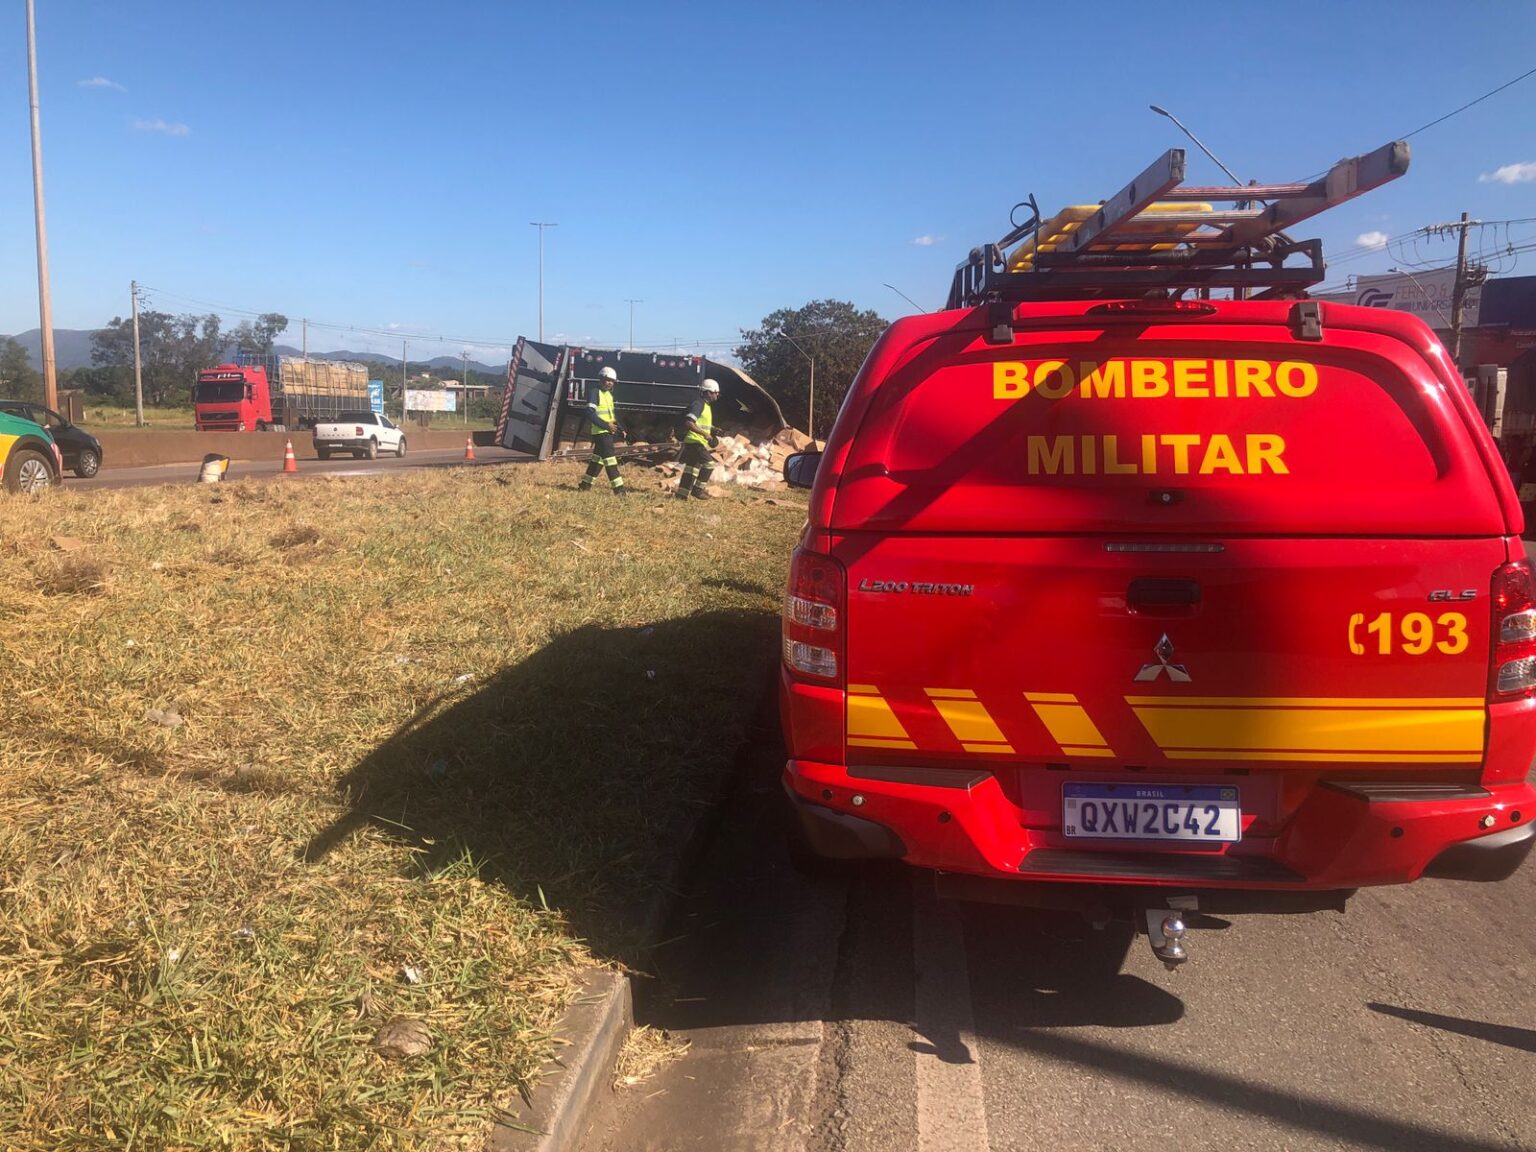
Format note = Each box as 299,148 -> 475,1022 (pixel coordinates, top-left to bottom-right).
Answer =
584,733 -> 1535,1152
66,445 -> 526,491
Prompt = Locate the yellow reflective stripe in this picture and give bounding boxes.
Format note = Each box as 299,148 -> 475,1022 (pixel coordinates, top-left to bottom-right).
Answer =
1029,701 -> 1111,750
960,742 -> 1013,754
1125,695 -> 1484,709
1061,746 -> 1117,758
849,737 -> 917,750
1165,750 -> 1484,763
0,432 -> 17,462
847,689 -> 913,744
1024,691 -> 1077,703
848,684 -> 881,695
1132,703 -> 1484,755
924,689 -> 1012,751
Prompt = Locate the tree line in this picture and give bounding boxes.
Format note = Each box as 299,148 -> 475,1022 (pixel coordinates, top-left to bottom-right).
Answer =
6,296 -> 894,433
1,309 -> 508,414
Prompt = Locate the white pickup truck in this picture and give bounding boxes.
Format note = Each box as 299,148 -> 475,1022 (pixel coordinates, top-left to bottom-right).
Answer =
312,411 -> 407,460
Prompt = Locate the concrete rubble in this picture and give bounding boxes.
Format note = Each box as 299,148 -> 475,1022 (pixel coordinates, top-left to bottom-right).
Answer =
653,426 -> 813,493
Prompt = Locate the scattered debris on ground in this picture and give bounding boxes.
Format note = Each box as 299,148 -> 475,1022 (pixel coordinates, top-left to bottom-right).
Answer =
651,426 -> 813,493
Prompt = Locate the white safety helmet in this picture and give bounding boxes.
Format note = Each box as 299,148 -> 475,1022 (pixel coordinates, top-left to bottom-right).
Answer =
599,366 -> 618,382
701,378 -> 720,395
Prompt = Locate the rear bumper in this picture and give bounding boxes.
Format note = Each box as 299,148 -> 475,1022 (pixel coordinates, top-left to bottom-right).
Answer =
1422,820 -> 1535,881
783,758 -> 1536,891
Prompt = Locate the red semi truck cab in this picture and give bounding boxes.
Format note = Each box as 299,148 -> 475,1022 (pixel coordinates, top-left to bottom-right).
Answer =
779,142 -> 1535,963
193,364 -> 274,431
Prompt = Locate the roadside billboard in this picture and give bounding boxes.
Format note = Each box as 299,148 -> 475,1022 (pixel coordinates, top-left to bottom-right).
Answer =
1344,268 -> 1482,328
368,380 -> 384,414
405,389 -> 458,413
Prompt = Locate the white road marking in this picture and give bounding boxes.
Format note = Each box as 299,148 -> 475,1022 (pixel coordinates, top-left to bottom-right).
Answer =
912,874 -> 991,1152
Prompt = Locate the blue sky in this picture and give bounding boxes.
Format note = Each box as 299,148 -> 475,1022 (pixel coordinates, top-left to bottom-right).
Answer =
3,0 -> 1534,364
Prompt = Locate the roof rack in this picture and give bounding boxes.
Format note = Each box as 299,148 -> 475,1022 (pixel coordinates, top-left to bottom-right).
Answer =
946,140 -> 1410,309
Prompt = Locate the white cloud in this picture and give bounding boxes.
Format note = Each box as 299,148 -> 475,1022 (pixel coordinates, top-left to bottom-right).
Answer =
133,118 -> 190,137
79,76 -> 126,92
1479,161 -> 1536,185
910,234 -> 940,247
1355,230 -> 1390,249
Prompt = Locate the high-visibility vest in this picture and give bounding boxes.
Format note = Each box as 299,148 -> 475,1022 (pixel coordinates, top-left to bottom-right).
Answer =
589,389 -> 616,436
685,400 -> 714,447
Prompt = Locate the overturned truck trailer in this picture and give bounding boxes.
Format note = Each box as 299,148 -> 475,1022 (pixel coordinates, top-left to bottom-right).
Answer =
493,339 -> 787,459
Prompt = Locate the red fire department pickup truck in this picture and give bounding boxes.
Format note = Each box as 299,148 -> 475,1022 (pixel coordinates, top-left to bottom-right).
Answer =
780,142 -> 1535,965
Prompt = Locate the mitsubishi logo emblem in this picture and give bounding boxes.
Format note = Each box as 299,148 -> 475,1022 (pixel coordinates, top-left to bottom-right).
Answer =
1135,634 -> 1191,682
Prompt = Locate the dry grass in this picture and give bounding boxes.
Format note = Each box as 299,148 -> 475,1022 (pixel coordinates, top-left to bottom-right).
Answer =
612,1025 -> 690,1091
0,463 -> 805,1150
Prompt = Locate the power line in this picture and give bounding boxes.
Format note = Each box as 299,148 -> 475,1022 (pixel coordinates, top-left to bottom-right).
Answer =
1400,64 -> 1536,142
1299,64 -> 1536,181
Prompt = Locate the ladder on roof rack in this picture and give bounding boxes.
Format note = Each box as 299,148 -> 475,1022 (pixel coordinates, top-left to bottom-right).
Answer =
946,140 -> 1410,309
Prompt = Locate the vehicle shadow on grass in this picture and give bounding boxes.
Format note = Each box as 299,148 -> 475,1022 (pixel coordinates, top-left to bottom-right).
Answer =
301,607 -> 781,963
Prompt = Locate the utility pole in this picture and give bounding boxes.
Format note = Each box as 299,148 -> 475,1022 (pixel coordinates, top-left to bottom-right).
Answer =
1451,212 -> 1475,371
131,281 -> 144,426
530,222 -> 557,342
623,299 -> 643,350
26,0 -> 57,411
462,350 -> 469,425
302,318 -> 308,359
401,338 -> 408,422
1416,213 -> 1484,372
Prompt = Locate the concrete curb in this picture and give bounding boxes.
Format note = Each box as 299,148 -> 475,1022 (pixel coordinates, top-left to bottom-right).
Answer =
484,671 -> 776,1151
486,969 -> 633,1152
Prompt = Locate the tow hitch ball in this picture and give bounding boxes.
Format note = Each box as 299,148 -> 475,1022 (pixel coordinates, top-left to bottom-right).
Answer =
1144,908 -> 1189,970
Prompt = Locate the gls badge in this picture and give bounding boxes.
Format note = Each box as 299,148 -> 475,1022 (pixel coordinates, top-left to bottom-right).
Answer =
1135,634 -> 1191,683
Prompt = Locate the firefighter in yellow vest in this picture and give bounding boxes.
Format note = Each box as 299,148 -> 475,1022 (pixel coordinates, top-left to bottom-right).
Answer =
578,366 -> 628,496
676,378 -> 720,500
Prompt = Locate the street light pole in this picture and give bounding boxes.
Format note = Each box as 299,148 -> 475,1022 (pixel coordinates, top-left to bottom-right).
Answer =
1149,104 -> 1247,189
131,281 -> 144,426
778,329 -> 816,446
530,222 -> 557,342
26,0 -> 58,411
623,299 -> 643,350
882,282 -> 928,314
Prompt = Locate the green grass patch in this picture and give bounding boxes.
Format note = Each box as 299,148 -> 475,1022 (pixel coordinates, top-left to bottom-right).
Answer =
0,465 -> 805,1149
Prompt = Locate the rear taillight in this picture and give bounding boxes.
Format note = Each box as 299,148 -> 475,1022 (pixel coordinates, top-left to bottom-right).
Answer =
1491,560 -> 1536,698
355,426 -> 365,437
783,546 -> 844,683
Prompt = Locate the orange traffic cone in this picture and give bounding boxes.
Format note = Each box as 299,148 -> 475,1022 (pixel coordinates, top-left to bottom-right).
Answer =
464,436 -> 476,461
282,439 -> 299,474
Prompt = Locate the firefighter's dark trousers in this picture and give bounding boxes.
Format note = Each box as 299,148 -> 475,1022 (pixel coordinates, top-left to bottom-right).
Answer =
676,441 -> 715,497
580,433 -> 625,492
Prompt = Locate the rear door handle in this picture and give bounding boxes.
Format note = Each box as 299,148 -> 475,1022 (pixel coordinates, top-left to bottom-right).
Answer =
1127,578 -> 1201,616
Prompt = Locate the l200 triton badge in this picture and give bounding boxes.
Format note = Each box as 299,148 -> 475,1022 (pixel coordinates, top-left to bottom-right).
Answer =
1135,633 -> 1191,682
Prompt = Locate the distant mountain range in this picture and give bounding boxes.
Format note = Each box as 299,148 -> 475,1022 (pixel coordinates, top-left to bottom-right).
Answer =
1,328 -> 98,372
270,345 -> 505,375
0,329 -> 506,376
